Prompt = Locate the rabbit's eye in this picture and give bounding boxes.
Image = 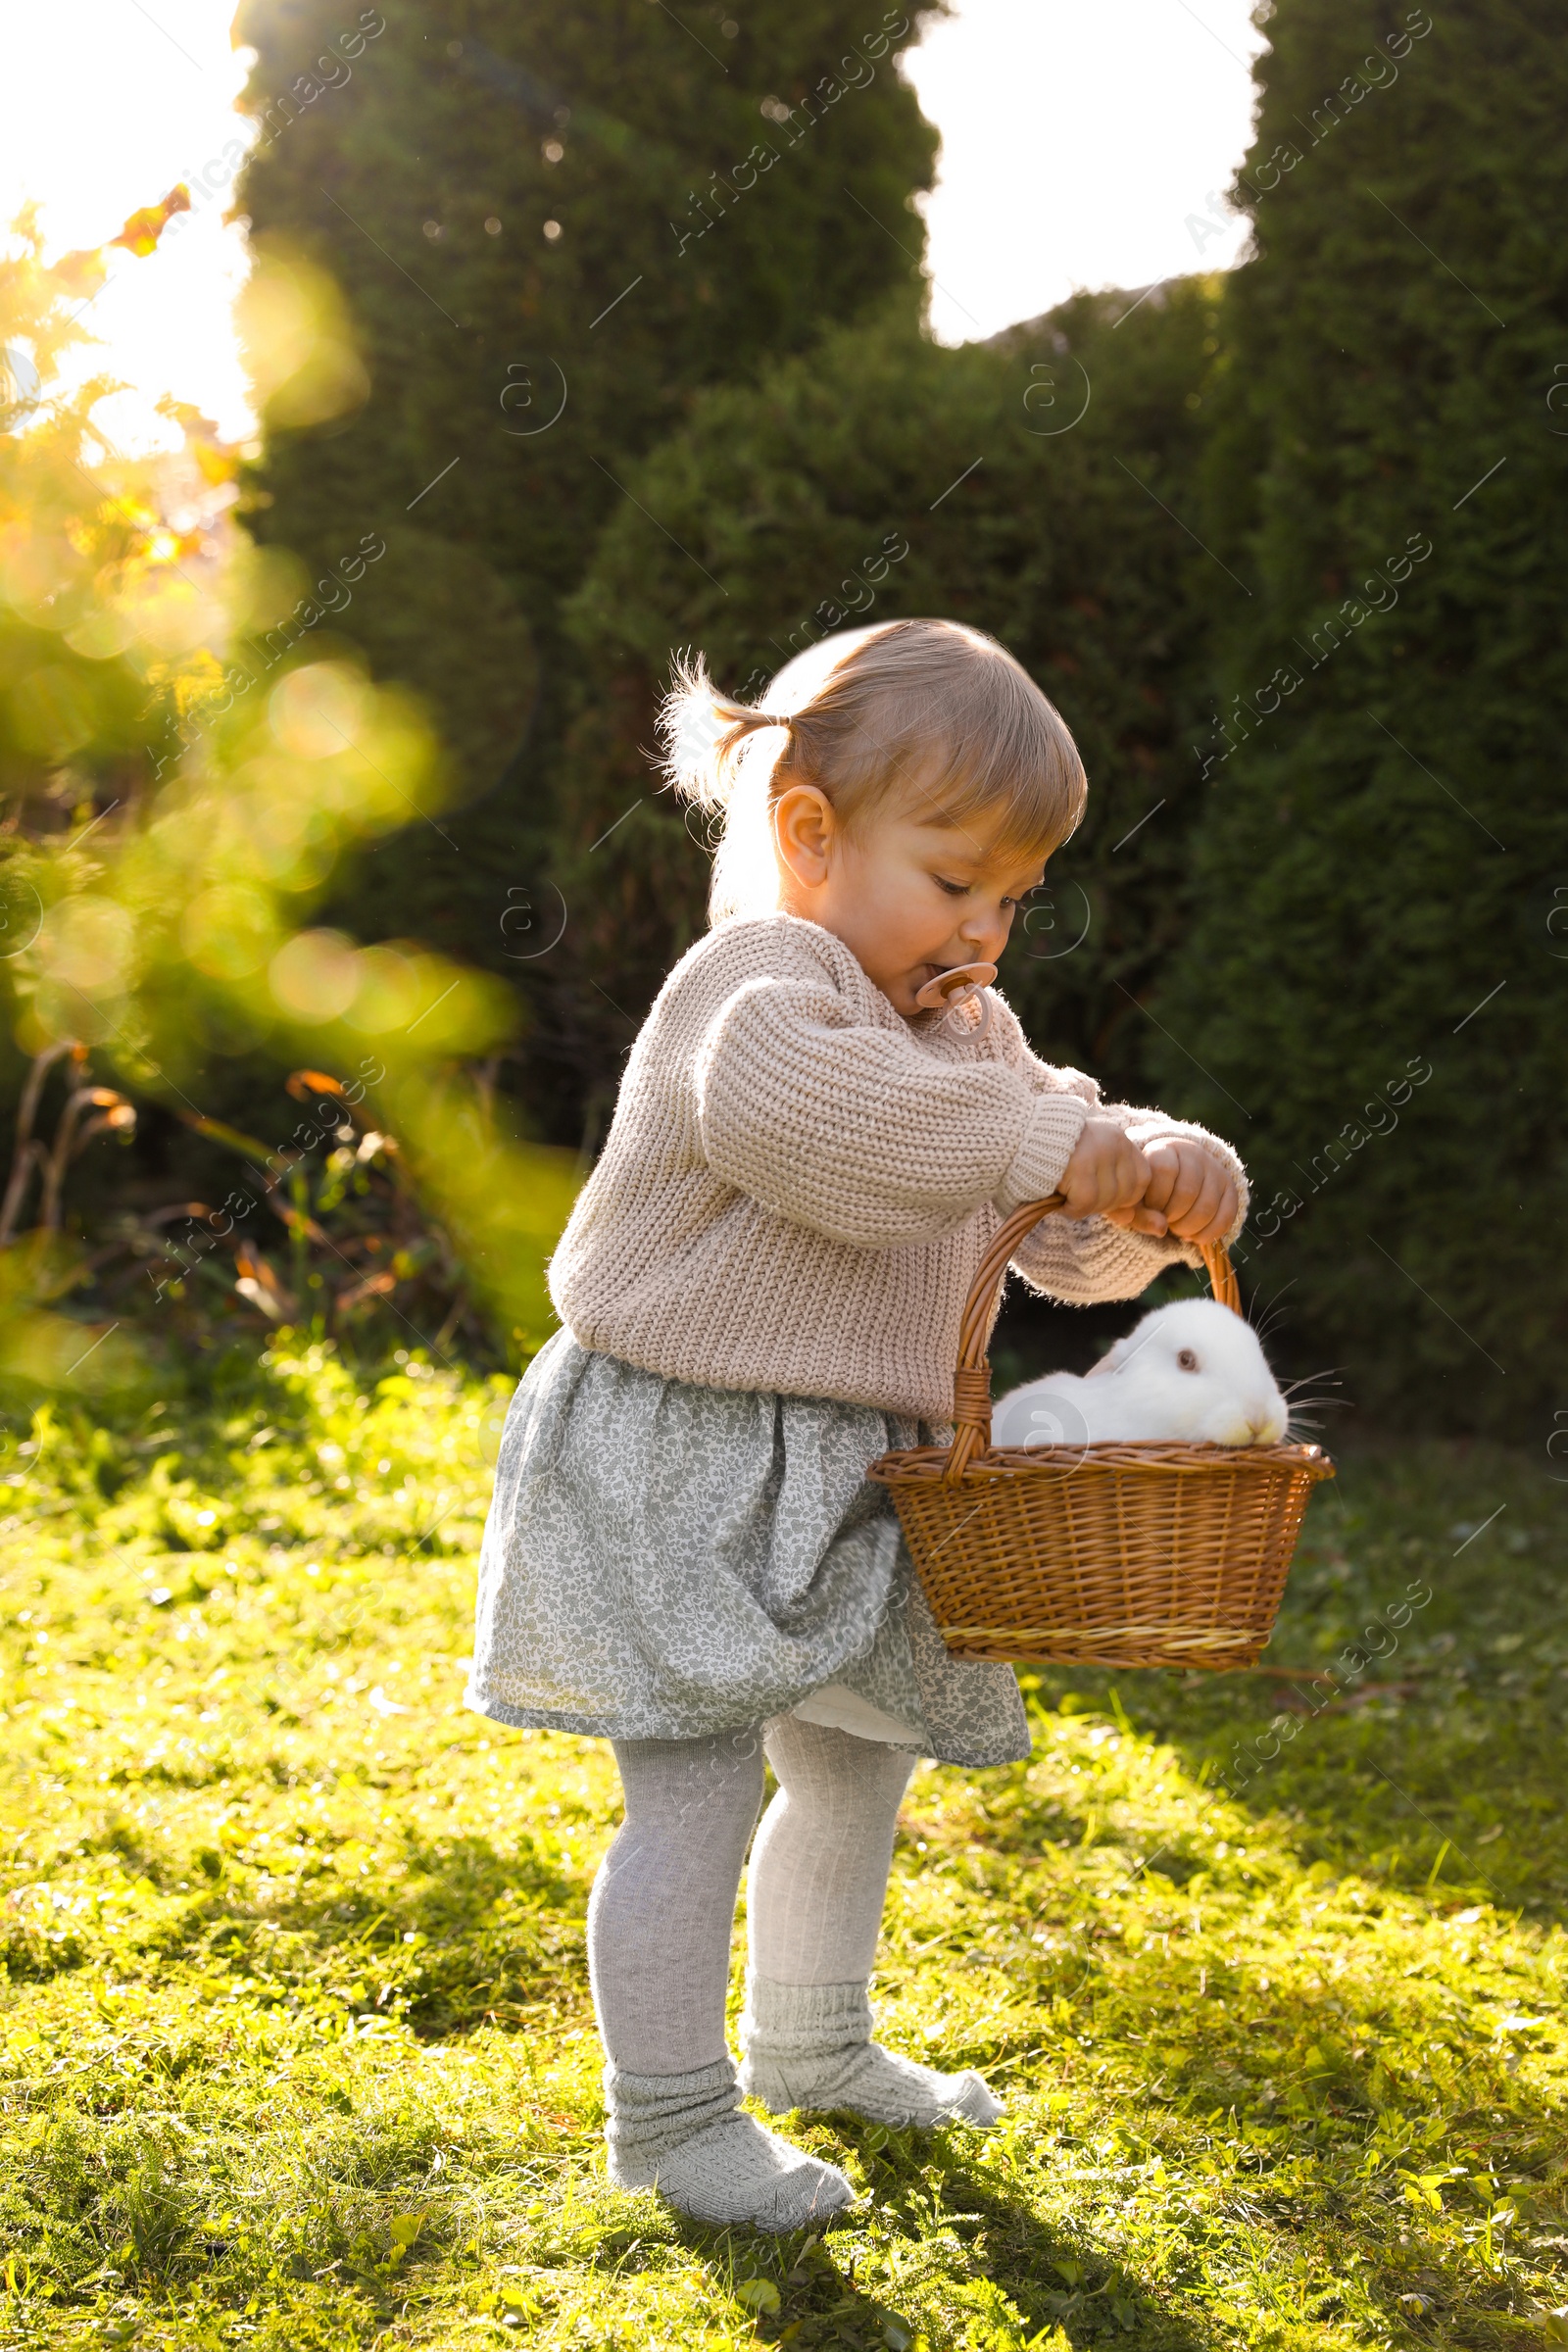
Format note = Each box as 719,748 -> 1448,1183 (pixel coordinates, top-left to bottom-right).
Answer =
1176,1348 -> 1200,1372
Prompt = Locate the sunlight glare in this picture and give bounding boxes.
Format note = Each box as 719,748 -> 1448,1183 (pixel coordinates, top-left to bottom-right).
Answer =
0,0 -> 1267,449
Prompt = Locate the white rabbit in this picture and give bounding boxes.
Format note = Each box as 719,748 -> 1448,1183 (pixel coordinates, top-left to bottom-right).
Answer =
991,1298 -> 1289,1449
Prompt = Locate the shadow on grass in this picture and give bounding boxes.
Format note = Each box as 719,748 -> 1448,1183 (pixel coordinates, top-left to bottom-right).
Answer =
20,1828 -> 598,2033
996,1440 -> 1568,1920
256,1827 -> 593,2039
668,2127 -> 1212,2350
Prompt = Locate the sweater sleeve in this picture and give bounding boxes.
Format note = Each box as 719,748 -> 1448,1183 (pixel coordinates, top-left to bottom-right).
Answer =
693,970 -> 1091,1249
1008,1207 -> 1205,1303
989,1002 -> 1250,1300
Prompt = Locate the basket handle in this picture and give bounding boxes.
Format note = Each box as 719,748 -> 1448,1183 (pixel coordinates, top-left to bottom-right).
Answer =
943,1198 -> 1241,1481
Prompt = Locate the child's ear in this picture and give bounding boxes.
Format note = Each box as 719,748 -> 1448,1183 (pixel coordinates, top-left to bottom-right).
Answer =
773,784 -> 837,890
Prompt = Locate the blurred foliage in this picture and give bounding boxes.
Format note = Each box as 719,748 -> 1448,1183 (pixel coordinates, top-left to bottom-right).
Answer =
0,211 -> 577,1399
1154,0 -> 1568,1433
0,215 -> 205,819
45,1066 -> 574,1371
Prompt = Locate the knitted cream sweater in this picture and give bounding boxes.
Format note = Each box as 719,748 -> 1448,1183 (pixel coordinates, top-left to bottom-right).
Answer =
550,915 -> 1248,1423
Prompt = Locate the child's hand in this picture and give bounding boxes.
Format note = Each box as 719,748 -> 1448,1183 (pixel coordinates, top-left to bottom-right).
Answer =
1134,1139 -> 1239,1246
1055,1117 -> 1159,1225
1054,1124 -> 1239,1244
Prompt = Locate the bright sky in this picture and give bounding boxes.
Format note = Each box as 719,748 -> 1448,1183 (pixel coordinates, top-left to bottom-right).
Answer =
0,2 -> 258,452
904,0 -> 1264,344
0,0 -> 1264,449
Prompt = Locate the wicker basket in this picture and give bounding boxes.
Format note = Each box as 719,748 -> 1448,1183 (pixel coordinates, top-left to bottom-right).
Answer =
867,1196 -> 1335,1670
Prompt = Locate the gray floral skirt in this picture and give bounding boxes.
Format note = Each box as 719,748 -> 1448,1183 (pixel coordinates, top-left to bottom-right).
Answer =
466,1331 -> 1030,1770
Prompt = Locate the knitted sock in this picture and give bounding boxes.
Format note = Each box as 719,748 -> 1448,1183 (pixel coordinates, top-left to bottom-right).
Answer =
606,2061 -> 855,2230
741,1716 -> 1000,2126
591,1732 -> 765,2076
592,1732 -> 852,2227
738,1975 -> 1002,2126
748,1715 -> 916,1984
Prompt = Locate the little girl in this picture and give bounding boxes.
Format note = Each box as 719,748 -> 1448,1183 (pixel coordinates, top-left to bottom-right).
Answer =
468,619 -> 1245,2230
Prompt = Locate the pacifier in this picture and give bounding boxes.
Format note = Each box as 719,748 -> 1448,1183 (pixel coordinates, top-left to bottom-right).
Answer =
913,959 -> 997,1039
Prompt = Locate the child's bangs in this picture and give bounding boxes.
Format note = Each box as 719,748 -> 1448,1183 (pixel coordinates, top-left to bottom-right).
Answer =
890,715 -> 1086,868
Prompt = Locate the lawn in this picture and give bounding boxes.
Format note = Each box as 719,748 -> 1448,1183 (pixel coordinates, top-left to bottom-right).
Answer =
0,1335 -> 1565,2349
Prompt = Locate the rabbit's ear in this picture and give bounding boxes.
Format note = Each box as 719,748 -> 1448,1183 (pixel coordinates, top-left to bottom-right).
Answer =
1087,1337 -> 1130,1380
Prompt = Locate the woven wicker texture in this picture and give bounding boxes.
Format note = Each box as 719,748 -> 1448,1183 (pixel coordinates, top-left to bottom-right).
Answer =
868,1198 -> 1335,1669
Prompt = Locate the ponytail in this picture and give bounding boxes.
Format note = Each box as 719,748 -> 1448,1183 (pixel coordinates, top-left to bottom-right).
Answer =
657,652 -> 797,921
657,650 -> 792,813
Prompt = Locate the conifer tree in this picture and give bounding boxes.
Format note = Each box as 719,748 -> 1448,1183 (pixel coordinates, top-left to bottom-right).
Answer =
1154,0 -> 1568,1425
233,0 -> 940,996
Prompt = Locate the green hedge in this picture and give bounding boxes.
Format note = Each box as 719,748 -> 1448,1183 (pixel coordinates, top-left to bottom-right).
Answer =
545,286 -> 1224,1148
1154,0 -> 1568,1430
234,0 -> 942,988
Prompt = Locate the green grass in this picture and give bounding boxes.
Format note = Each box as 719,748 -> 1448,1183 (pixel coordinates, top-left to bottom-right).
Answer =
1,1338 -> 1566,2349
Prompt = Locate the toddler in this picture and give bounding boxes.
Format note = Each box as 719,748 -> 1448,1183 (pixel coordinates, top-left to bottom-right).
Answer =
467,619 -> 1245,2230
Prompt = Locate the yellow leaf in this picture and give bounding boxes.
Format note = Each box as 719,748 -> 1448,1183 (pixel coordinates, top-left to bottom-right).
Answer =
110,187 -> 192,258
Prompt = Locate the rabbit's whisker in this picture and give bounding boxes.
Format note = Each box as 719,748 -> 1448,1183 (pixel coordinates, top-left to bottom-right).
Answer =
1245,1279 -> 1298,1343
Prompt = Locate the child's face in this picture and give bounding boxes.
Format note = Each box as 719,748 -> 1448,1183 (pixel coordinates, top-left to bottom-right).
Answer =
773,784 -> 1047,1018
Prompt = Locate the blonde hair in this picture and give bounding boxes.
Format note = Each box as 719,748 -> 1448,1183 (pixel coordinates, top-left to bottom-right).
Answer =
657,618 -> 1088,923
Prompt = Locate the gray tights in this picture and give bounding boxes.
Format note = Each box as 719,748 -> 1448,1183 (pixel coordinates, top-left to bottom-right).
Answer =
588,1716 -> 914,2081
